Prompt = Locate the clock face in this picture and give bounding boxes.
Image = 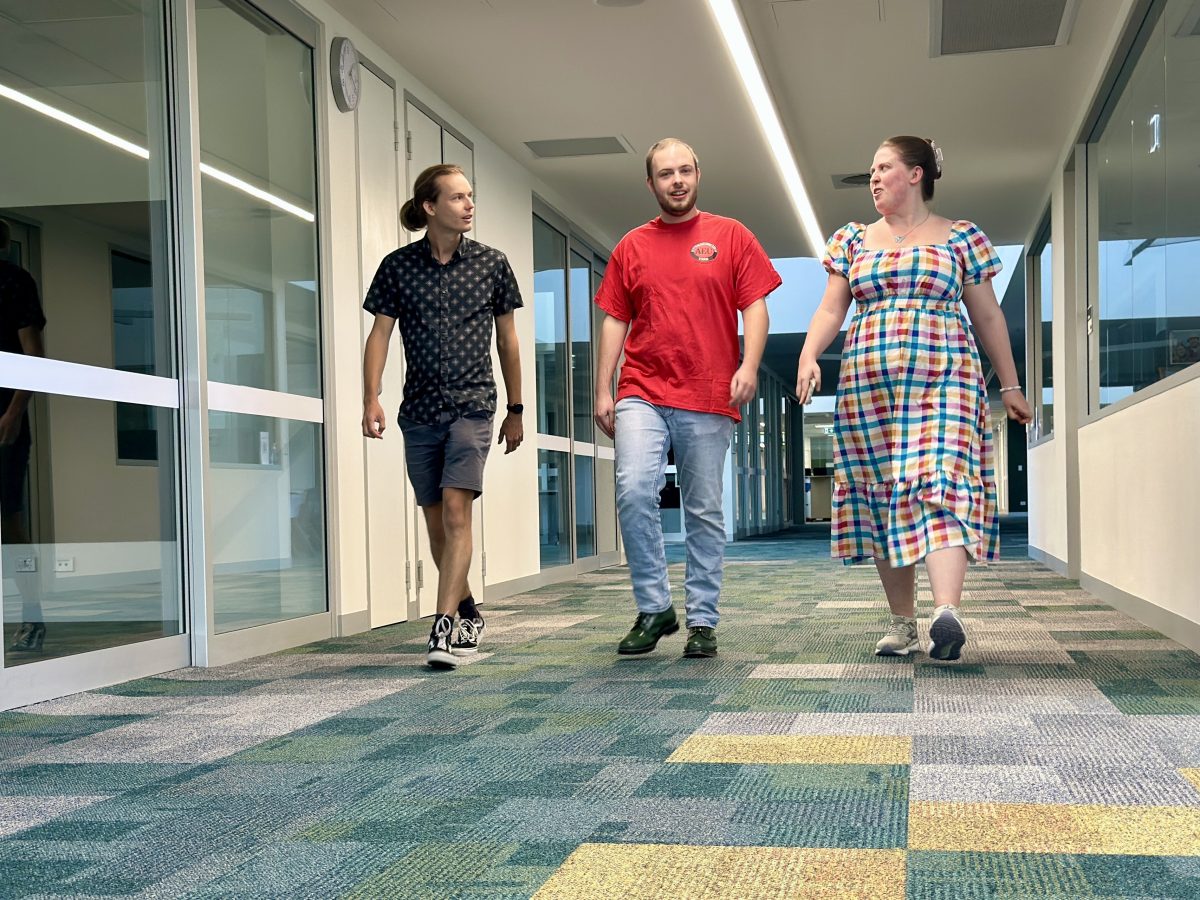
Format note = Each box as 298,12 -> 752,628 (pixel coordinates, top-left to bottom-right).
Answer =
331,37 -> 360,112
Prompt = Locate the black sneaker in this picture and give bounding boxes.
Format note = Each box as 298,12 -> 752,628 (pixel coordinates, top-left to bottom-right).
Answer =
452,616 -> 485,655
426,614 -> 458,669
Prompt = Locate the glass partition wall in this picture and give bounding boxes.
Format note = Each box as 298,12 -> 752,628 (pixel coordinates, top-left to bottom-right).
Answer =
1090,0 -> 1200,409
195,0 -> 326,637
0,0 -> 329,708
533,206 -> 617,574
0,0 -> 184,690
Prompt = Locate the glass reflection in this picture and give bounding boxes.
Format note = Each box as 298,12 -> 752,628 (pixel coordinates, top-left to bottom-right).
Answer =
596,457 -> 617,555
575,455 -> 596,559
196,0 -> 321,397
211,415 -> 325,633
1039,245 -> 1053,433
1,0 -> 181,666
534,217 -> 569,438
0,0 -> 174,377
570,250 -> 593,443
1094,1 -> 1200,407
3,397 -> 181,667
538,449 -> 571,568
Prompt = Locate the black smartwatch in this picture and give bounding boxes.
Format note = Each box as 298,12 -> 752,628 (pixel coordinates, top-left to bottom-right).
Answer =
506,403 -> 524,415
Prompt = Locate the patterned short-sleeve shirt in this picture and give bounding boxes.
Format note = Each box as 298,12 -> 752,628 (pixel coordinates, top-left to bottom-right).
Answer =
363,236 -> 522,425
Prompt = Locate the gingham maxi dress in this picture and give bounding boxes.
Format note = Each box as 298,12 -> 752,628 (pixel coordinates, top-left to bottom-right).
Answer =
824,220 -> 1001,568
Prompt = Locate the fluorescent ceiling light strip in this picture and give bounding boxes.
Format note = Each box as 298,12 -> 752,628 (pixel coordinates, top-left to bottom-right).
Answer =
704,0 -> 825,256
199,163 -> 315,223
0,82 -> 149,159
1,81 -> 314,223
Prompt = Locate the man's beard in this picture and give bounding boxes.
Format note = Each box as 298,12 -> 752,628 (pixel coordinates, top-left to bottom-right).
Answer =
655,187 -> 696,217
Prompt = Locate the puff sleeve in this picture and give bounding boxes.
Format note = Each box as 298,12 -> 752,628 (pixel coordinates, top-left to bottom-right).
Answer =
951,221 -> 1002,285
822,223 -> 864,279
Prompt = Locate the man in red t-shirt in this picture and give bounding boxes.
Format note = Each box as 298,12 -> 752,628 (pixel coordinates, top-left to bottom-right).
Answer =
594,138 -> 782,658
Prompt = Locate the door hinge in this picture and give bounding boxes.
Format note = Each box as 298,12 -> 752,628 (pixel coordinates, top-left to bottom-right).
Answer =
393,120 -> 400,153
405,561 -> 412,591
416,559 -> 424,588
1086,305 -> 1095,336
482,552 -> 486,579
405,129 -> 412,160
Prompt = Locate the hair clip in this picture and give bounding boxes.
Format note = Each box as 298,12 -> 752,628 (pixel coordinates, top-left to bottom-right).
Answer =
929,139 -> 944,175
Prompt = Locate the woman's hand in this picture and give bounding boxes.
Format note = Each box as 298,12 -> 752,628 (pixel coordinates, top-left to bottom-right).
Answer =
795,357 -> 821,405
1002,390 -> 1033,425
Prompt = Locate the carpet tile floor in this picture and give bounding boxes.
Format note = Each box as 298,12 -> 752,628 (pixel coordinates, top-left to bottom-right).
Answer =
3,523 -> 1200,897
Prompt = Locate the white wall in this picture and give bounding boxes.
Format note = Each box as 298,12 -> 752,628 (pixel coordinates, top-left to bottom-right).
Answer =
299,0 -> 620,622
1078,379 -> 1200,629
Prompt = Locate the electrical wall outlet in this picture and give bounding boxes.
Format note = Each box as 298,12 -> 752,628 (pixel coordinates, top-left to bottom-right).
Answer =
55,557 -> 75,573
15,556 -> 37,573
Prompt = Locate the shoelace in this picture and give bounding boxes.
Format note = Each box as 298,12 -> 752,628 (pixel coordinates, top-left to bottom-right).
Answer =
430,616 -> 453,649
885,619 -> 914,638
458,619 -> 479,641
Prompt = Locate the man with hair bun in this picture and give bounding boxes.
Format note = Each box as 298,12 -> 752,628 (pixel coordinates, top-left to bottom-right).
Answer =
362,163 -> 524,670
594,138 -> 781,659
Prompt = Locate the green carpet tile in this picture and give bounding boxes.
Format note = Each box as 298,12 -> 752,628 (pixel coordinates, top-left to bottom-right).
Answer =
2,521 -> 1200,898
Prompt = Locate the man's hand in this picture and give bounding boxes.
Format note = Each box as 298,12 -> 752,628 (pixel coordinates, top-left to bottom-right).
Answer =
362,398 -> 386,439
0,410 -> 20,446
594,392 -> 616,439
498,412 -> 524,454
729,365 -> 757,408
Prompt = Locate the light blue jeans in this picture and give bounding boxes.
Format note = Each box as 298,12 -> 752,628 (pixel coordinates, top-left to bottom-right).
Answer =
614,397 -> 734,629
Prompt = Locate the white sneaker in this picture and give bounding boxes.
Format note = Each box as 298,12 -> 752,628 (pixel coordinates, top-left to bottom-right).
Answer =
929,605 -> 966,661
426,614 -> 458,669
875,615 -> 920,656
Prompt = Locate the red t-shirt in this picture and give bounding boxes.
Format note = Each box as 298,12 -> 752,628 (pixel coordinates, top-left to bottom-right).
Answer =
594,211 -> 782,421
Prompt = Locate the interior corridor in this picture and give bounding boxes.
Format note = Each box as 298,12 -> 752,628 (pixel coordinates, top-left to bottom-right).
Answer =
2,521 -> 1200,898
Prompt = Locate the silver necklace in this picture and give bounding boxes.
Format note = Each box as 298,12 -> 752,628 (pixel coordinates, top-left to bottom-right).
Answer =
889,210 -> 931,244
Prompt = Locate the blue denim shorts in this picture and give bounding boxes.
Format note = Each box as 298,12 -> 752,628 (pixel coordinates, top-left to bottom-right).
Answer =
398,412 -> 493,507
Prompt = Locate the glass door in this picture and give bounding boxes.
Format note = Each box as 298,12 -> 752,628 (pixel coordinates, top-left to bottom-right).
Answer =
194,0 -> 328,653
0,0 -> 186,707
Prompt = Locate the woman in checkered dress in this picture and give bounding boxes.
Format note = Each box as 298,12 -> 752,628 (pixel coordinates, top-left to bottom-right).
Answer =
795,136 -> 1032,661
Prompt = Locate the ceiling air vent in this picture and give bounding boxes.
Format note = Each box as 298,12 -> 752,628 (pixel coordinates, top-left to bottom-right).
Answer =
832,173 -> 871,190
524,137 -> 631,159
931,0 -> 1078,57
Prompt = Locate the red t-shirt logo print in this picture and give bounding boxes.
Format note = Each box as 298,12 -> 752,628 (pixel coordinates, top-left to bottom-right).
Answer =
690,241 -> 719,262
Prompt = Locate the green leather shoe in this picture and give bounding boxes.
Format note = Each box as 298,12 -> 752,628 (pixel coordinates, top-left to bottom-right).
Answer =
683,626 -> 717,658
617,608 -> 679,655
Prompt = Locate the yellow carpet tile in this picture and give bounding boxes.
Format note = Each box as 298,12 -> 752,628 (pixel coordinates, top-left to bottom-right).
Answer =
1181,769 -> 1200,795
531,844 -> 906,900
668,734 -> 912,765
909,801 -> 1200,856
